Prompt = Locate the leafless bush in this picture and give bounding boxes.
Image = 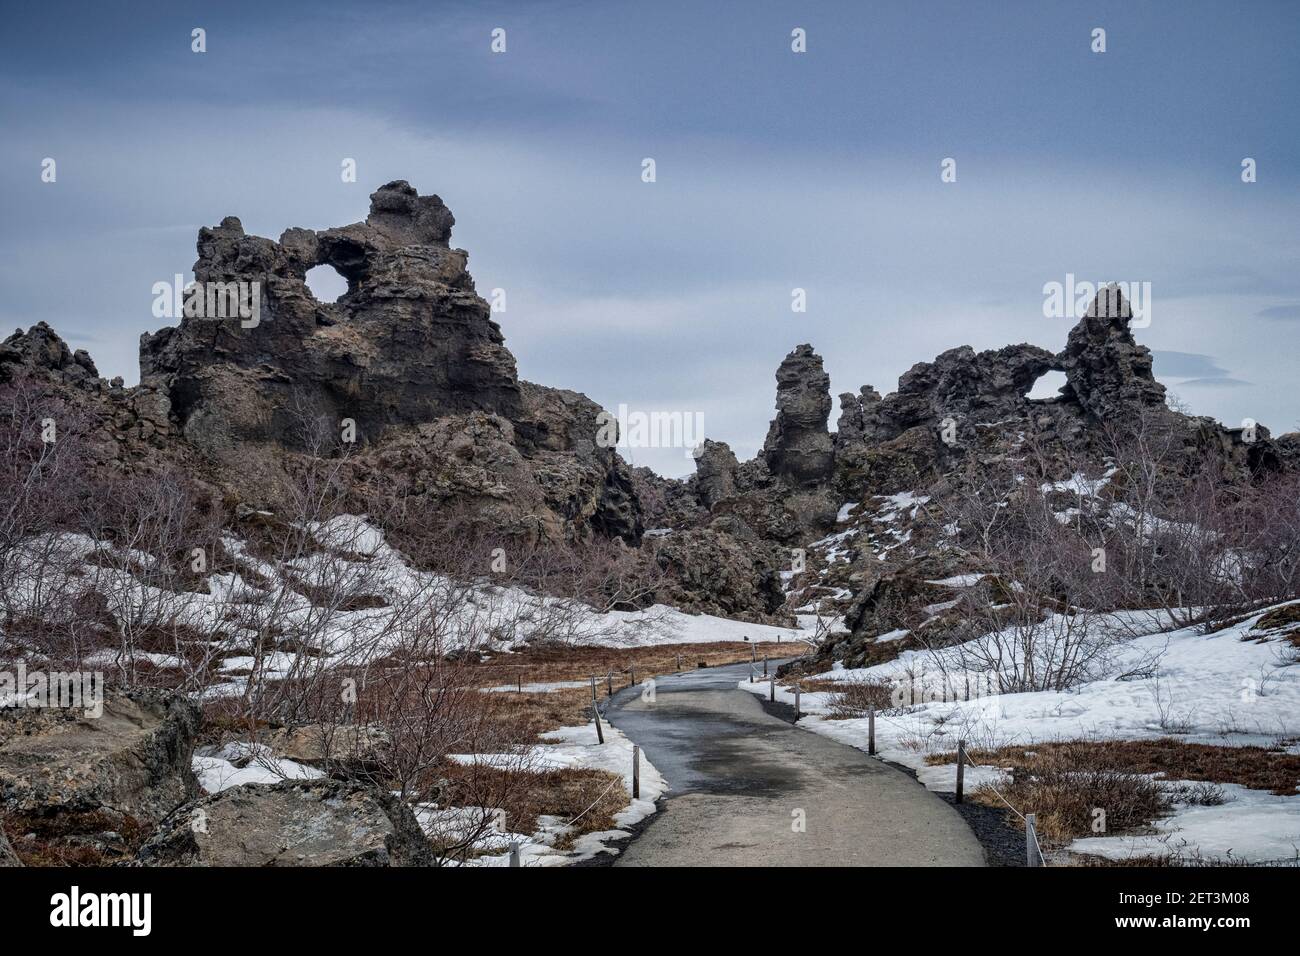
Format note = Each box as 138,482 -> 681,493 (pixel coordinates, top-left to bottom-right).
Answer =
934,458 -> 1120,692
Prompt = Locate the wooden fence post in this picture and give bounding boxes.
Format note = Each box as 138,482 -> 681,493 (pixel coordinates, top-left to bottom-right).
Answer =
955,739 -> 966,804
794,686 -> 801,719
763,656 -> 768,677
868,706 -> 876,755
509,841 -> 520,867
632,745 -> 641,799
630,663 -> 636,688
591,677 -> 604,744
769,674 -> 776,702
1026,813 -> 1040,867
606,672 -> 612,697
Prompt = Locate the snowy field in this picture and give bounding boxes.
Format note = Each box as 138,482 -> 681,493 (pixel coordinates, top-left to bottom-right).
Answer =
1,516 -> 822,705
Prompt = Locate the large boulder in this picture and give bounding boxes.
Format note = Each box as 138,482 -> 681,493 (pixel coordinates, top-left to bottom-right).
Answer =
135,779 -> 435,867
0,689 -> 200,828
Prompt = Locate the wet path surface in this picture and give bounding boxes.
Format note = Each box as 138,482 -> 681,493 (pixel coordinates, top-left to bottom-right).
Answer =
604,662 -> 985,867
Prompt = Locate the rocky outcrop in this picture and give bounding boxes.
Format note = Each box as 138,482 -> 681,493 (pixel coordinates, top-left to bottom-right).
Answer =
763,345 -> 835,486
4,181 -> 641,544
1057,286 -> 1166,421
138,181 -> 521,459
646,520 -> 788,620
0,690 -> 200,862
136,779 -> 434,867
693,440 -> 740,510
0,321 -> 99,387
0,690 -> 200,826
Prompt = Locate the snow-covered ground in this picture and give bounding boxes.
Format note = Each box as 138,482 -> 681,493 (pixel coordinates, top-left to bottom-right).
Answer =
2,516 -> 807,866
742,603 -> 1300,864
193,742 -> 325,792
3,518 -> 825,703
190,719 -> 664,866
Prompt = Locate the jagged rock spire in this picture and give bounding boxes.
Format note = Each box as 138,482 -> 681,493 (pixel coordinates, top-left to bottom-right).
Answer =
762,344 -> 835,486
1056,285 -> 1166,420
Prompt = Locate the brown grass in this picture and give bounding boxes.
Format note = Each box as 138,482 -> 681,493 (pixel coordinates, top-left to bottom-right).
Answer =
932,738 -> 1300,796
1252,602 -> 1300,647
924,737 -> 1298,845
483,686 -> 596,742
465,641 -> 791,689
3,809 -> 149,867
433,764 -> 627,854
800,677 -> 894,719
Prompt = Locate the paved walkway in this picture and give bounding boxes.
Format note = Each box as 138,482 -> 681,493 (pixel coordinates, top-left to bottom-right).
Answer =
604,661 -> 985,866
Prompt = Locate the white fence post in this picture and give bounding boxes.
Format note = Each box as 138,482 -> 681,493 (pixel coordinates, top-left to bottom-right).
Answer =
1026,813 -> 1040,867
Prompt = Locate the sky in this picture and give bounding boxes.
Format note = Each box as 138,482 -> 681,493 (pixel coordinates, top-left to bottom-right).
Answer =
2,0 -> 1298,477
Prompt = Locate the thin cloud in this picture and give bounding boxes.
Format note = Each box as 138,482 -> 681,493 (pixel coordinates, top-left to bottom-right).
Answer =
1256,304 -> 1300,321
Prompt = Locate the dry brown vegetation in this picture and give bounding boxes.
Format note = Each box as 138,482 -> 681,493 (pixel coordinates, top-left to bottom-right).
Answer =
800,676 -> 895,719
484,686 -> 595,741
466,640 -> 792,689
925,737 -> 1298,844
2,809 -> 149,867
434,764 -> 627,855
934,738 -> 1300,796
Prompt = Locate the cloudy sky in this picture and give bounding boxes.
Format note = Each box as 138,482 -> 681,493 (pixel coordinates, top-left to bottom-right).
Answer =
3,0 -> 1298,476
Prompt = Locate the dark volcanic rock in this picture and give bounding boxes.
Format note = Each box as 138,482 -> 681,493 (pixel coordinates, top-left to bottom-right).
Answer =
4,181 -> 641,543
139,181 -> 522,459
646,522 -> 788,621
763,344 -> 835,487
0,321 -> 99,386
860,343 -> 1057,444
1056,285 -> 1166,421
693,439 -> 740,510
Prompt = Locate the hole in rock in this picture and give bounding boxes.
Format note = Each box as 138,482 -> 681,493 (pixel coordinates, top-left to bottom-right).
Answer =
305,264 -> 349,303
1026,369 -> 1069,401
